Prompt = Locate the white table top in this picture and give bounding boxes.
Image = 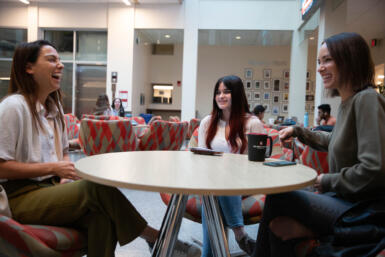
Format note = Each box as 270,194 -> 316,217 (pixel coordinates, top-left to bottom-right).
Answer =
75,151 -> 317,196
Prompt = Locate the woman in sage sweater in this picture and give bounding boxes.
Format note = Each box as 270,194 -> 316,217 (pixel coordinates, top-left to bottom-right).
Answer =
252,32 -> 385,257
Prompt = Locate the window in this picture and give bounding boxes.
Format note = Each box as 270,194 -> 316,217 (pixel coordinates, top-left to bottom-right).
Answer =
0,28 -> 27,99
44,30 -> 107,116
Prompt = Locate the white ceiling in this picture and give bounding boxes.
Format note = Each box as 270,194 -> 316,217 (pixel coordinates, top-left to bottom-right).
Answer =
0,0 -> 182,3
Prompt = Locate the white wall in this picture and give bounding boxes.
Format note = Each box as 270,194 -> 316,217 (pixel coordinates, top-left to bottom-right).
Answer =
131,42 -> 151,116
147,43 -> 183,111
0,3 -> 28,28
134,4 -> 184,29
199,0 -> 300,30
196,45 -> 292,120
38,3 -> 107,29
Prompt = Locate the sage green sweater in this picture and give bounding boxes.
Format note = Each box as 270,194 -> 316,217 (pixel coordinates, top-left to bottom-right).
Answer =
293,88 -> 385,201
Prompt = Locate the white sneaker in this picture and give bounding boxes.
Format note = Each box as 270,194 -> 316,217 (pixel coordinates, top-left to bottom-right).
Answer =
172,240 -> 201,257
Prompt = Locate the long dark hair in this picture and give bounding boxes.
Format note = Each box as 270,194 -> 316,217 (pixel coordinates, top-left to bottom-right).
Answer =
111,97 -> 125,117
9,40 -> 64,131
205,75 -> 250,153
323,32 -> 375,97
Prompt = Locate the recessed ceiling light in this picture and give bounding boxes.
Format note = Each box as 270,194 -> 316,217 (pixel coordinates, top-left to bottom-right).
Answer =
235,36 -> 241,40
19,0 -> 30,4
0,77 -> 10,80
309,37 -> 315,40
164,35 -> 171,38
122,0 -> 131,6
378,75 -> 385,79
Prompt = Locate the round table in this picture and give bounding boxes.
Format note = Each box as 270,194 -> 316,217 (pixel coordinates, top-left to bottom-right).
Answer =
75,151 -> 317,257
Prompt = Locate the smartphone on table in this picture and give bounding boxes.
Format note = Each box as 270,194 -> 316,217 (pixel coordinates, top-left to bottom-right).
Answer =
263,160 -> 297,167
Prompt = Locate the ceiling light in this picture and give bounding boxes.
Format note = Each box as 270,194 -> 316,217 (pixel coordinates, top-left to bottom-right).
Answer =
122,0 -> 131,6
235,36 -> 241,40
378,75 -> 385,79
19,0 -> 30,4
153,85 -> 174,90
0,77 -> 10,80
309,37 -> 315,40
164,35 -> 171,39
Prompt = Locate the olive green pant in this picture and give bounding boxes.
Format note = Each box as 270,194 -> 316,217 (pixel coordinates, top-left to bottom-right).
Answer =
6,179 -> 148,257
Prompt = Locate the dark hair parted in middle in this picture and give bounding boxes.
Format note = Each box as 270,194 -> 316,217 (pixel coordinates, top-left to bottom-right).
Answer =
323,32 -> 375,97
205,75 -> 250,153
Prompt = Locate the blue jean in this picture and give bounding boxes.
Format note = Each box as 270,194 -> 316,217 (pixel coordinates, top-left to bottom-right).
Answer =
201,195 -> 244,257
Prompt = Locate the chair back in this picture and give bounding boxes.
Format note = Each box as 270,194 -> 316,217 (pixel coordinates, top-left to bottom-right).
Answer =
79,118 -> 137,155
128,116 -> 146,125
80,114 -> 120,120
0,214 -> 86,256
138,120 -> 188,151
64,113 -> 80,140
186,118 -> 201,139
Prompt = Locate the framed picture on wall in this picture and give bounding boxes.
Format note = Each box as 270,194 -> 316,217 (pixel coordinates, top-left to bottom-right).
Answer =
306,94 -> 314,101
263,69 -> 272,79
306,70 -> 311,79
263,92 -> 270,100
254,80 -> 262,90
282,92 -> 289,102
306,81 -> 312,92
284,81 -> 290,90
245,80 -> 252,90
272,106 -> 280,115
283,70 -> 290,79
273,79 -> 280,92
254,92 -> 261,101
245,68 -> 253,79
263,80 -> 271,90
282,104 -> 289,113
273,93 -> 280,103
246,92 -> 252,101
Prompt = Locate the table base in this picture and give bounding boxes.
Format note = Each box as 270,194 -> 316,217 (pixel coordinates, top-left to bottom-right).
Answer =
152,194 -> 230,257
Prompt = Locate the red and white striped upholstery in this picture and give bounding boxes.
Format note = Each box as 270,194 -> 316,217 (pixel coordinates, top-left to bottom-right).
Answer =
128,116 -> 146,125
0,214 -> 86,257
137,120 -> 188,151
79,118 -> 137,155
186,118 -> 201,139
80,114 -> 121,121
64,113 -> 80,140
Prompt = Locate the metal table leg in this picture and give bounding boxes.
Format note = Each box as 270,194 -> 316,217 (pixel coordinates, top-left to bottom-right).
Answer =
202,195 -> 231,257
152,194 -> 188,257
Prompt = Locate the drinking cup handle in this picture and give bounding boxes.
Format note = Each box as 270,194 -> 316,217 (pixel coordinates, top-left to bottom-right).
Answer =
266,136 -> 273,157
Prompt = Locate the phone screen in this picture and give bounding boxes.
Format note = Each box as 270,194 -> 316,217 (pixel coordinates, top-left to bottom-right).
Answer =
263,161 -> 296,167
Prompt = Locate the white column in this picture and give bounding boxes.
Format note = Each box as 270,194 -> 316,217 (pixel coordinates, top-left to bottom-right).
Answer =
181,0 -> 199,121
27,3 -> 38,42
288,29 -> 308,124
107,4 -> 134,111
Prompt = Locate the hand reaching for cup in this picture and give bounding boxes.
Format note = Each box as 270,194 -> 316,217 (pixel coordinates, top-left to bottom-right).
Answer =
278,126 -> 294,147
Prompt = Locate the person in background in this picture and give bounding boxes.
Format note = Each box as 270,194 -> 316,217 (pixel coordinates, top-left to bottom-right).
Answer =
94,93 -> 112,116
111,97 -> 125,117
252,32 -> 385,257
252,104 -> 266,123
316,104 -> 336,126
198,75 -> 264,256
0,40 -> 201,257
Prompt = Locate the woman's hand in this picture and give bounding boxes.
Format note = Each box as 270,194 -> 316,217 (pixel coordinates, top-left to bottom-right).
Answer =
314,174 -> 324,192
278,126 -> 294,146
52,161 -> 81,180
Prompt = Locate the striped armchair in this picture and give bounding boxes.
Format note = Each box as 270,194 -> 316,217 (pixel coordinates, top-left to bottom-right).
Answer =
137,120 -> 188,151
79,118 -> 137,155
80,114 -> 121,120
186,118 -> 201,140
0,214 -> 86,257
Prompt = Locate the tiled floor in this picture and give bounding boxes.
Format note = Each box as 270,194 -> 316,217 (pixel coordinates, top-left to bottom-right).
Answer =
71,151 -> 258,257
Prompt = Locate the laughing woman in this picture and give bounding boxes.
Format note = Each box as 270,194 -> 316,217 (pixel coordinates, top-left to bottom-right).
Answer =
198,75 -> 264,256
253,32 -> 385,257
0,40 -> 200,257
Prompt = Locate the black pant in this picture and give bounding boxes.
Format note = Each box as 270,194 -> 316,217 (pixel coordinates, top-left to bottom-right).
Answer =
253,190 -> 353,257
